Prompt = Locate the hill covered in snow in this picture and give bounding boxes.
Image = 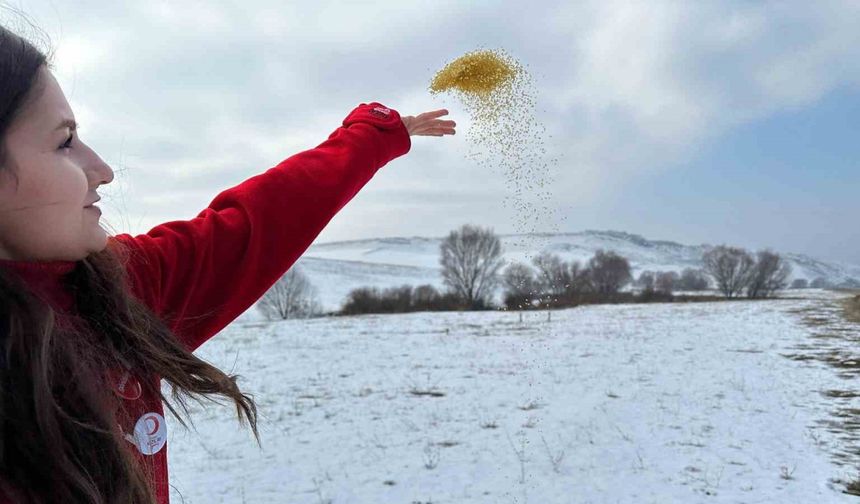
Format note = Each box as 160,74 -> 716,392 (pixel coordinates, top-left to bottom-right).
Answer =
269,230 -> 860,314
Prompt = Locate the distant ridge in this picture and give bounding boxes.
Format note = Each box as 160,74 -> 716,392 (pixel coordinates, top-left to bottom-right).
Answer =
283,230 -> 860,312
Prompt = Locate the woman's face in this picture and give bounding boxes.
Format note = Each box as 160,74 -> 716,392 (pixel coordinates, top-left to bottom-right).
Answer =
0,66 -> 114,262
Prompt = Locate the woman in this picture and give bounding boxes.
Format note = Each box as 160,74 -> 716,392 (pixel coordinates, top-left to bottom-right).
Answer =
0,22 -> 455,504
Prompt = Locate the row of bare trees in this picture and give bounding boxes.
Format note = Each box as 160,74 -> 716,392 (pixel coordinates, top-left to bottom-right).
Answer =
340,284 -> 463,314
258,225 -> 816,319
701,246 -> 792,299
635,268 -> 711,294
502,250 -> 634,309
256,224 -> 509,319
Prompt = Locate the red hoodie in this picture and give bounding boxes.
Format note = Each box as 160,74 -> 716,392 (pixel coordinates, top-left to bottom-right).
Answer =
0,102 -> 411,503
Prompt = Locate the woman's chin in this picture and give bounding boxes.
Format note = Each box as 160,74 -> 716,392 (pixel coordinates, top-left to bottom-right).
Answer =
85,227 -> 109,254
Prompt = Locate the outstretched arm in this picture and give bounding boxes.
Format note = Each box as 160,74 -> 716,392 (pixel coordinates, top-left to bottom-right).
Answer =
114,103 -> 454,353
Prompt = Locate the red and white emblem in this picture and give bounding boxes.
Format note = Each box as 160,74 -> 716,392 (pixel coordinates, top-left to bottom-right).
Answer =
123,412 -> 167,455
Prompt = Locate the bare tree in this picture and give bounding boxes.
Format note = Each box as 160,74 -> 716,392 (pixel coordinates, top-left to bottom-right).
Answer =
439,224 -> 505,308
568,260 -> 593,295
257,266 -> 322,320
588,250 -> 632,295
636,271 -> 656,292
678,268 -> 710,291
502,262 -> 539,309
341,287 -> 377,315
384,285 -> 414,312
413,284 -> 441,308
655,271 -> 680,294
702,246 -> 754,298
531,252 -> 571,297
746,250 -> 792,299
791,278 -> 808,289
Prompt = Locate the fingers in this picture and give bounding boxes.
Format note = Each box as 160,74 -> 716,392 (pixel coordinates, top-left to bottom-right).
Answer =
409,109 -> 456,136
426,119 -> 456,128
419,128 -> 455,136
413,110 -> 456,127
419,109 -> 449,118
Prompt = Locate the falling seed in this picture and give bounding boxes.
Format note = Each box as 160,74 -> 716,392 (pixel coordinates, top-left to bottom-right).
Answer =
429,49 -> 518,99
429,48 -> 562,259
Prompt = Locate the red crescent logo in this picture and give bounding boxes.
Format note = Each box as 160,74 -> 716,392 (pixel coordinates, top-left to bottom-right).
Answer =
145,415 -> 160,435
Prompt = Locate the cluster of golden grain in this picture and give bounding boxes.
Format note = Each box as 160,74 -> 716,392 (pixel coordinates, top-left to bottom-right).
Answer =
428,48 -> 562,248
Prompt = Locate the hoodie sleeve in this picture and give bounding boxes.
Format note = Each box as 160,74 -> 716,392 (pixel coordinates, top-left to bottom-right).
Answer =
111,102 -> 411,353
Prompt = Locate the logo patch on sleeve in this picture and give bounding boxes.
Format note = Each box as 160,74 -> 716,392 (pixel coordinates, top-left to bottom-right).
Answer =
370,106 -> 391,117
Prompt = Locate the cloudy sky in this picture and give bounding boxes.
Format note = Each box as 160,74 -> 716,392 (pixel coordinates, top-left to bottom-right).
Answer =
5,0 -> 859,264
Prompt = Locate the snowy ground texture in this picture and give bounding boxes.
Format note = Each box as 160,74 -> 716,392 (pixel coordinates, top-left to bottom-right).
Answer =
164,290 -> 860,503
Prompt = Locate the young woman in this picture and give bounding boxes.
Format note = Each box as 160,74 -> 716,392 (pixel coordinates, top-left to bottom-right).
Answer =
0,23 -> 455,504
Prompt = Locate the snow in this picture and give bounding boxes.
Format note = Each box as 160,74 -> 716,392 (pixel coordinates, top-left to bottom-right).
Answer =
303,231 -> 860,285
275,231 -> 860,315
164,289 -> 860,503
293,256 -> 442,314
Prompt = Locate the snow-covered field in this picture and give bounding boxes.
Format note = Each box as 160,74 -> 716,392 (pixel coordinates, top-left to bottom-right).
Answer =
164,290 -> 860,503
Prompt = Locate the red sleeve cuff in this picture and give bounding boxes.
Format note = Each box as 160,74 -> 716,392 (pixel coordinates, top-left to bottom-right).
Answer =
342,102 -> 404,131
342,101 -> 411,160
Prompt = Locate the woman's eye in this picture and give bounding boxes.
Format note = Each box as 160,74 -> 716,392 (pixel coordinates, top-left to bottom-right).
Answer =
60,133 -> 73,150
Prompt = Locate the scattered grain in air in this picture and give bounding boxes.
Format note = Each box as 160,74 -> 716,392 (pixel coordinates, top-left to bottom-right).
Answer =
429,48 -> 563,259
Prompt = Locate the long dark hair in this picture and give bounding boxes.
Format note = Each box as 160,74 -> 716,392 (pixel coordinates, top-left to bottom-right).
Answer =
0,13 -> 260,504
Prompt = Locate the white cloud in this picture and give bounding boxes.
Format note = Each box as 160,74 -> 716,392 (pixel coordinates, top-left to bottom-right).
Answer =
540,0 -> 860,206
8,0 -> 860,261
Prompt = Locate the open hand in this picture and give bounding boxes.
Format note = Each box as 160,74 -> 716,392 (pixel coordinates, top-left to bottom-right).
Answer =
401,109 -> 456,137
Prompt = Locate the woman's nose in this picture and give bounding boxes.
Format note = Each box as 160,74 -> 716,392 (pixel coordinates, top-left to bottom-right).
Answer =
96,160 -> 114,185
87,156 -> 114,186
